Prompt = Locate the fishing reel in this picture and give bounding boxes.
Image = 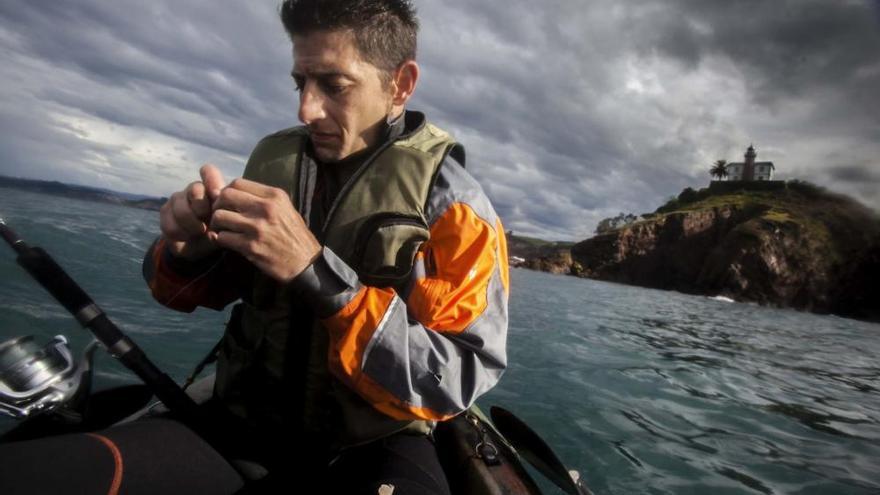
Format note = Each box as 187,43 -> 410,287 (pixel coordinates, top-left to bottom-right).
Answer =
0,335 -> 97,420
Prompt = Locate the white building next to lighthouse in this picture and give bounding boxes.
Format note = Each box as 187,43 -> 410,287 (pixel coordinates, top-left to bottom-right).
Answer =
726,145 -> 775,181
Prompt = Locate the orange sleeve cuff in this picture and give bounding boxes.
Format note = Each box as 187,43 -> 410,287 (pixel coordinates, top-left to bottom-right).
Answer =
144,238 -> 236,312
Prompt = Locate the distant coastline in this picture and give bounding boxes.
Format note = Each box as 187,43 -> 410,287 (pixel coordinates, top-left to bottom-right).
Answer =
0,176 -> 166,211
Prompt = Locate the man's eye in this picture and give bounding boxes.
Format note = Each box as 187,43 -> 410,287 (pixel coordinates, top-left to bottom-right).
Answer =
321,82 -> 347,95
292,77 -> 346,95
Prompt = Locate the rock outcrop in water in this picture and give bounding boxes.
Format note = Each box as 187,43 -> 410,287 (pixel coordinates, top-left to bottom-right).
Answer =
570,181 -> 880,322
505,233 -> 575,274
519,249 -> 573,274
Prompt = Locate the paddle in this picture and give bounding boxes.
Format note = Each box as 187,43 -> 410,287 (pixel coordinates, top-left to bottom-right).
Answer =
490,406 -> 593,495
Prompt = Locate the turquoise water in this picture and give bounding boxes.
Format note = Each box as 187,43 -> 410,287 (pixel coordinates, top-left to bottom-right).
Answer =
1,187 -> 879,494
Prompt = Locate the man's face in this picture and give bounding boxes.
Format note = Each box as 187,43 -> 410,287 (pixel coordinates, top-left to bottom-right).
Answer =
292,30 -> 393,162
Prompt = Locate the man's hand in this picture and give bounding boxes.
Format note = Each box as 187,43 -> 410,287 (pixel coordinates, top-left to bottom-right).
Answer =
159,164 -> 227,260
209,178 -> 321,283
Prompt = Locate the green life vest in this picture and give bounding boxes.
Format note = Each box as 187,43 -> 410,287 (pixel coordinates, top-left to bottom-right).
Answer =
214,113 -> 462,457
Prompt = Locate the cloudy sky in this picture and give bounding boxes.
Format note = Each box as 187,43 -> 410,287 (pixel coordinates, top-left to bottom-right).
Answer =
1,1 -> 878,241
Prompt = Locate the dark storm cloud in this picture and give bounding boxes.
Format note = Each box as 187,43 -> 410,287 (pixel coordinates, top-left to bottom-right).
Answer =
647,1 -> 879,98
0,0 -> 878,241
414,0 -> 880,238
828,164 -> 880,184
0,1 -> 293,134
0,0 -> 297,195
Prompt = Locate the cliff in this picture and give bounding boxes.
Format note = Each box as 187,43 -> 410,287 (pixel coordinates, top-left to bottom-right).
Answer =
571,182 -> 880,321
519,250 -> 573,274
506,234 -> 575,274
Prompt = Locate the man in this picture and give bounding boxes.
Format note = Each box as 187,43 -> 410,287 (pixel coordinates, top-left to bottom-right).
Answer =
144,0 -> 509,492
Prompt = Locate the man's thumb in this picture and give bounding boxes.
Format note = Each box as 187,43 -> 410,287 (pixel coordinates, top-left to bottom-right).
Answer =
200,164 -> 226,201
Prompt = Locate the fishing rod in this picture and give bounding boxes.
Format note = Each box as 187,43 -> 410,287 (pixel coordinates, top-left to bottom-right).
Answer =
0,217 -> 201,423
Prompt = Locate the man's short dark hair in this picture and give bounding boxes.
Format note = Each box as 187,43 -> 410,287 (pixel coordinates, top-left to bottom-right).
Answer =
280,0 -> 419,75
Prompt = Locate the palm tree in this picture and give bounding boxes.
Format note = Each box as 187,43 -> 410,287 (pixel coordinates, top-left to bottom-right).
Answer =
710,159 -> 728,181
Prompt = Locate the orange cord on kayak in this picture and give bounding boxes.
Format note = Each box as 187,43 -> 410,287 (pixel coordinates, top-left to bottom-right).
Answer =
86,433 -> 123,495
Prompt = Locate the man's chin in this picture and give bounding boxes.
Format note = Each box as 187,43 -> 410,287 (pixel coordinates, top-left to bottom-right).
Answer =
312,144 -> 344,163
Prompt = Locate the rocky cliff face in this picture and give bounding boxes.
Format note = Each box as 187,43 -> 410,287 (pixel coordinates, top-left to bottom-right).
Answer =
506,234 -> 575,274
519,249 -> 573,274
570,186 -> 880,321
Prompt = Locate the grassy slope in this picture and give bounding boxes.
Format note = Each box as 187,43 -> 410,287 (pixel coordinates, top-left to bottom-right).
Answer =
644,182 -> 880,266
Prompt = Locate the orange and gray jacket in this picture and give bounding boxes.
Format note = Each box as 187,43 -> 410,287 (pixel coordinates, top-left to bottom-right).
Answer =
143,111 -> 509,452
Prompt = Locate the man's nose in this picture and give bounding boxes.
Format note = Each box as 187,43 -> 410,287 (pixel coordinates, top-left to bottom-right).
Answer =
298,84 -> 326,125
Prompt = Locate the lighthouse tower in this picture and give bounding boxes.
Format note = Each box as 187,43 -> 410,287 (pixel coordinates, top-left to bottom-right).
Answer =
743,145 -> 757,181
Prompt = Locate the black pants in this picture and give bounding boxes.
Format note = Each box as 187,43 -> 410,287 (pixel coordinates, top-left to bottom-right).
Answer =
0,421 -> 451,495
324,431 -> 452,495
200,399 -> 452,494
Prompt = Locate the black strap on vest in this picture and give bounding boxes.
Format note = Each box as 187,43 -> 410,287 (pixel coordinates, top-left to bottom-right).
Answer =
447,143 -> 466,168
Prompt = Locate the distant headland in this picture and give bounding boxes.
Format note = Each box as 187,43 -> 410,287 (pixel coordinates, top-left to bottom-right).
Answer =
0,176 -> 166,211
569,180 -> 880,322
511,147 -> 880,323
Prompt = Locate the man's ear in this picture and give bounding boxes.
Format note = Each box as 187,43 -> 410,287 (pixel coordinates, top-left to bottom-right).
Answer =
391,60 -> 419,106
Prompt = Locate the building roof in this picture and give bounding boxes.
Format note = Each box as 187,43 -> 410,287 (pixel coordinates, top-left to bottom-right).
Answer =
727,161 -> 775,170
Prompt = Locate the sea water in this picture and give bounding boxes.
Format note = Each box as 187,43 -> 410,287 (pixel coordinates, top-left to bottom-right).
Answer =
1,187 -> 878,494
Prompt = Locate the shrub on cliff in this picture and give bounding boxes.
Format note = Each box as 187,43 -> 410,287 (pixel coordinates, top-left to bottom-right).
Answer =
786,179 -> 826,198
595,212 -> 639,234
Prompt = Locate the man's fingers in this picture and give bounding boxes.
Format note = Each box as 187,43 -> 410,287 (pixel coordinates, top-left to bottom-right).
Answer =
211,230 -> 253,258
226,178 -> 283,199
200,164 -> 227,201
186,182 -> 212,220
213,186 -> 261,213
171,195 -> 207,237
186,181 -> 206,201
159,200 -> 189,241
210,209 -> 257,236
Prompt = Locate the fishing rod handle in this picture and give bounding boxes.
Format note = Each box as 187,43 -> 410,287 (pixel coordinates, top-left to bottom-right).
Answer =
110,333 -> 202,420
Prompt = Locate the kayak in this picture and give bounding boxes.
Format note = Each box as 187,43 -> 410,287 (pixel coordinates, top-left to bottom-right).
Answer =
0,372 -> 544,494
